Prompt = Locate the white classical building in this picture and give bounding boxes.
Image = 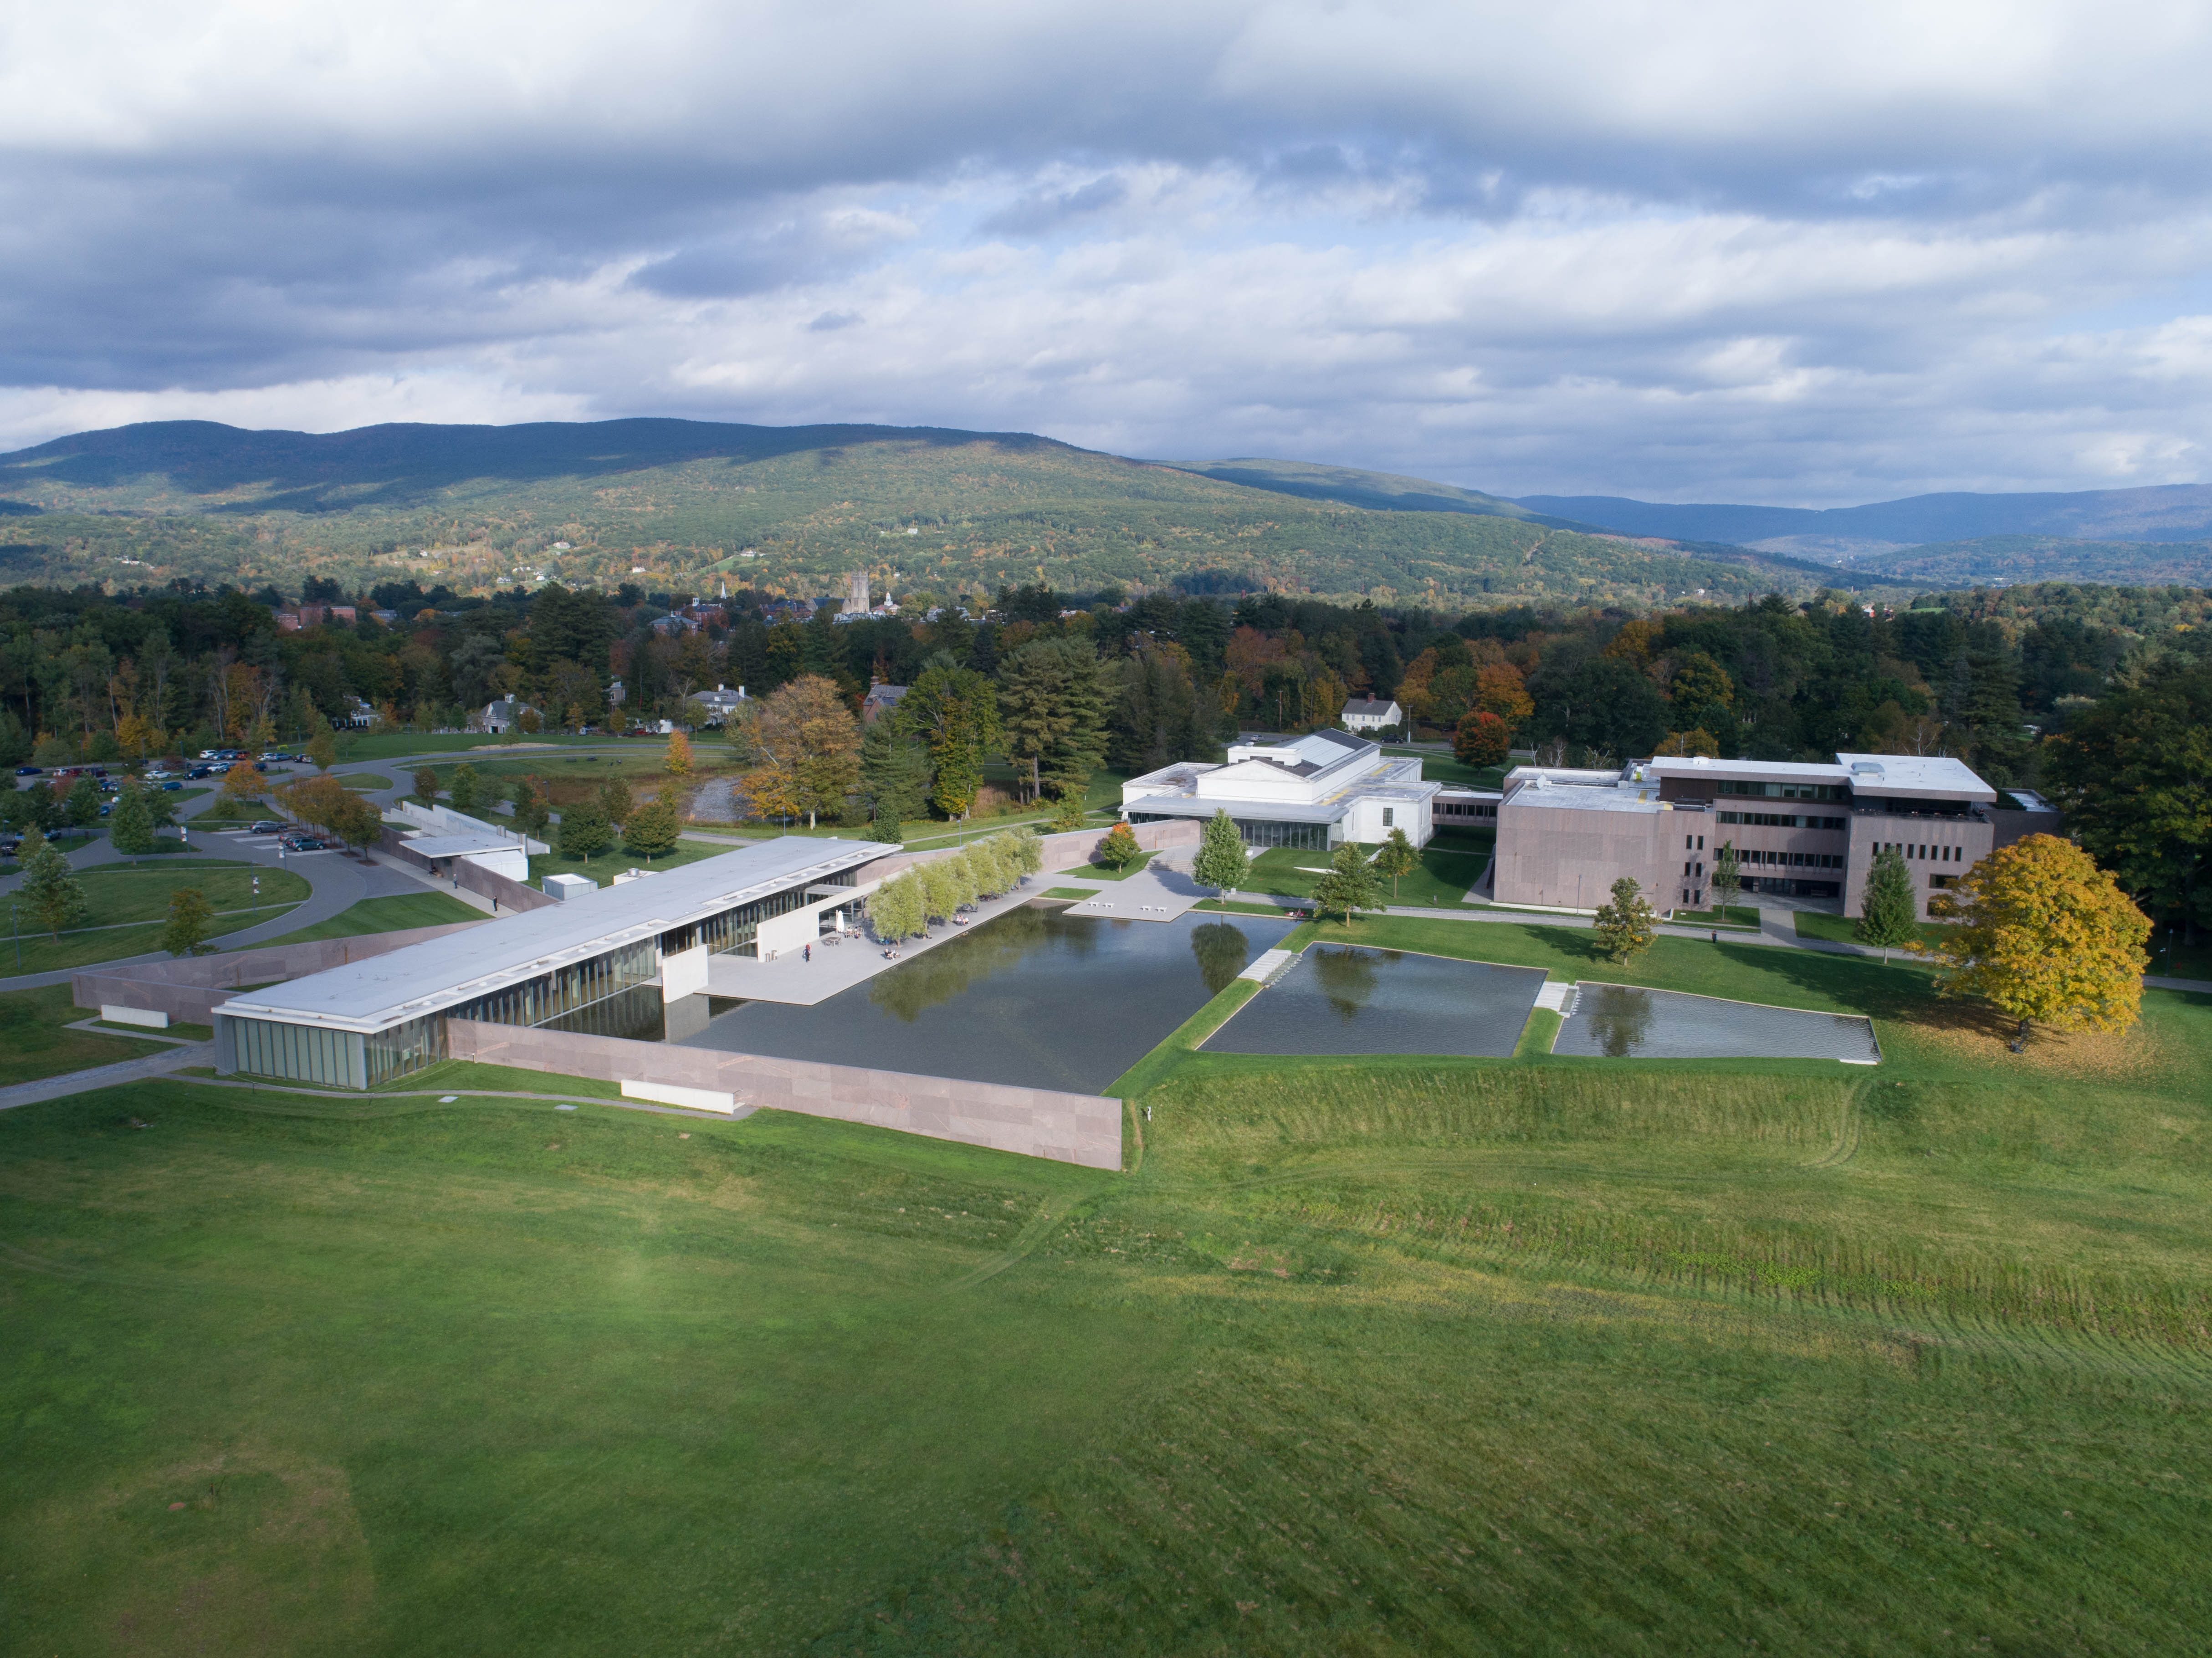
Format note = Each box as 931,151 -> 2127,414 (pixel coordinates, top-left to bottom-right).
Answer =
1121,729 -> 1441,850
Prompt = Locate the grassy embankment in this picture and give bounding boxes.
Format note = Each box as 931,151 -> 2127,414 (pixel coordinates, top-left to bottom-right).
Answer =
0,860 -> 309,977
258,891 -> 484,945
0,984 -> 172,1086
1247,829 -> 1492,908
4,912 -> 2208,1652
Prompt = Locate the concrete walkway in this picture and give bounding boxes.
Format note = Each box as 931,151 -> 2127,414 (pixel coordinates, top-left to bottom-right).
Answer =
0,1042 -> 214,1111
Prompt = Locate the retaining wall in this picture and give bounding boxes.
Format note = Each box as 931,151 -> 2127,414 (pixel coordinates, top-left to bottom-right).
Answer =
72,920 -> 485,1024
378,826 -> 556,913
444,1018 -> 1122,1170
850,818 -> 1199,886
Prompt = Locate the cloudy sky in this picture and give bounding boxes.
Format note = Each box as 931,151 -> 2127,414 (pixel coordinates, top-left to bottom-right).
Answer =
5,0 -> 2211,504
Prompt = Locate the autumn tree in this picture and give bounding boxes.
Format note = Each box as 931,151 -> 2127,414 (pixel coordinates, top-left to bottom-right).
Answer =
220,760 -> 261,800
331,795 -> 384,853
1472,663 -> 1533,728
1096,820 -> 1142,870
665,731 -> 694,776
1922,834 -> 2151,1048
413,766 -> 440,803
1592,876 -> 1658,964
1453,709 -> 1511,768
746,674 -> 861,829
308,730 -> 337,773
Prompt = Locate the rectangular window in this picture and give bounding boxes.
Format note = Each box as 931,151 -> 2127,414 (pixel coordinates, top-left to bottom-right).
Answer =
1382,807 -> 1394,828
1697,836 -> 1705,850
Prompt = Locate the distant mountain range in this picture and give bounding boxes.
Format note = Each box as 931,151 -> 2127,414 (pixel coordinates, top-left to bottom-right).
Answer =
3,418 -> 2204,601
1514,485 -> 2212,556
0,420 -> 1823,607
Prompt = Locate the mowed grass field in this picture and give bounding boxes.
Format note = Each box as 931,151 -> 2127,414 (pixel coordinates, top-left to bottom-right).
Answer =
4,914 -> 2210,1653
0,860 -> 309,977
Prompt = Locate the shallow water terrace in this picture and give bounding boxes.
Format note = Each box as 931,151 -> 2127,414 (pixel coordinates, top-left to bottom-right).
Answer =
1555,983 -> 1882,1063
1203,945 -> 1546,1059
671,902 -> 1300,1094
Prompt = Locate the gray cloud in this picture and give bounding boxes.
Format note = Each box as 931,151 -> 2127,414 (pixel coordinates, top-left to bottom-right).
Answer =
2,2 -> 2211,499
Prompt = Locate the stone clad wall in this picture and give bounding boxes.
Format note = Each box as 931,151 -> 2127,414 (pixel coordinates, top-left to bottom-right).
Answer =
443,1019 -> 1122,1170
72,920 -> 486,1024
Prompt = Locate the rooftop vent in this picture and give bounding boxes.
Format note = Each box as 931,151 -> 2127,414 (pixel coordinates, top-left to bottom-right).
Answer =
1851,760 -> 1885,775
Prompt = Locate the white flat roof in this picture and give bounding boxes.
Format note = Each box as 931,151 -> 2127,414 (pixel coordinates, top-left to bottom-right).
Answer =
1642,756 -> 1851,782
1505,783 -> 1664,815
401,833 -> 525,859
1833,752 -> 1995,799
217,836 -> 891,1034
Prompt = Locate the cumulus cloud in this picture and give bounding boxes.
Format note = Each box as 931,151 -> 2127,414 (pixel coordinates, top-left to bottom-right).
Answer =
2,0 -> 2210,501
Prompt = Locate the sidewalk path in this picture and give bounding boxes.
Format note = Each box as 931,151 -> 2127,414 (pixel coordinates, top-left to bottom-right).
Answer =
0,1042 -> 214,1112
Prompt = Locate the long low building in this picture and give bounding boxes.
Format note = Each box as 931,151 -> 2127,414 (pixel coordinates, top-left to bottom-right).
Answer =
1492,752 -> 2058,917
213,836 -> 892,1089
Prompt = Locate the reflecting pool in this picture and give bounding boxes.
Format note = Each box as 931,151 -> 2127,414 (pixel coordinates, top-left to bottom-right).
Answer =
1202,945 -> 1545,1058
1554,983 -> 1881,1062
673,902 -> 1299,1093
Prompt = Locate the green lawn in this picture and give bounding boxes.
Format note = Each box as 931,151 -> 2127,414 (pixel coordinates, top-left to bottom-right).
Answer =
1676,903 -> 1762,928
258,891 -> 484,945
0,983 -> 168,1086
1248,832 -> 1490,908
1069,850 -> 1154,881
338,773 -> 394,792
8,897 -> 2212,1652
1796,909 -> 1956,947
0,862 -> 310,977
1041,886 -> 1099,900
335,733 -> 673,762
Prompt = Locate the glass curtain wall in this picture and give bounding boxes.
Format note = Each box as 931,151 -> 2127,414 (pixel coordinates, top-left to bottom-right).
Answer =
1234,818 -> 1329,850
227,1016 -> 366,1089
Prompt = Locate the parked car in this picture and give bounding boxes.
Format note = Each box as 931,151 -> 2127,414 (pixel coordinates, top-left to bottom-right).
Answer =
13,765 -> 39,776
160,781 -> 183,792
187,765 -> 215,778
250,819 -> 284,833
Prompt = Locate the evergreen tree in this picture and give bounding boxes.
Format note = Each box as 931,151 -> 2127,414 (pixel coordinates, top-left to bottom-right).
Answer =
622,790 -> 681,863
558,800 -> 612,865
1372,827 -> 1420,899
108,783 -> 156,855
858,715 -> 933,840
17,830 -> 87,940
1592,876 -> 1658,964
161,887 -> 216,957
1192,809 -> 1251,903
1855,845 -> 1920,963
448,762 -> 481,813
899,656 -> 1001,819
998,637 -> 1109,804
1311,841 -> 1384,928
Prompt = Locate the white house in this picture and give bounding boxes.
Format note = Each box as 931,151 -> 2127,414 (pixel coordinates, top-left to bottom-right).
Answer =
1339,697 -> 1403,733
689,684 -> 749,726
1121,728 -> 1439,850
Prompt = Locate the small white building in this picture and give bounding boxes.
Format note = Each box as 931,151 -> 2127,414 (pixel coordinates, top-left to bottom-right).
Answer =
1121,728 -> 1439,850
1339,697 -> 1403,733
391,800 -> 547,884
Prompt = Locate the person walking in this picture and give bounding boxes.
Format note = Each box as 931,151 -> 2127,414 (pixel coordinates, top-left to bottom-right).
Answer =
804,943 -> 811,962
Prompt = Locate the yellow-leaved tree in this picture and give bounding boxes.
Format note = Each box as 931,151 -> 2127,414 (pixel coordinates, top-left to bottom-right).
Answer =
1922,833 -> 2151,1049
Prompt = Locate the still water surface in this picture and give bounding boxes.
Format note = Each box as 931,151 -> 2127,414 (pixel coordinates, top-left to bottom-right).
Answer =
674,901 -> 1300,1094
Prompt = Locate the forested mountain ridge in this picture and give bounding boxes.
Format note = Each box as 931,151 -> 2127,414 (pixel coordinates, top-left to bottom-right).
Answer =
0,418 -> 1827,608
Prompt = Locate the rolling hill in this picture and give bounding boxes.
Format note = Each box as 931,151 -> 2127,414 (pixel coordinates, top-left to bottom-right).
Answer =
0,419 -> 1828,608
